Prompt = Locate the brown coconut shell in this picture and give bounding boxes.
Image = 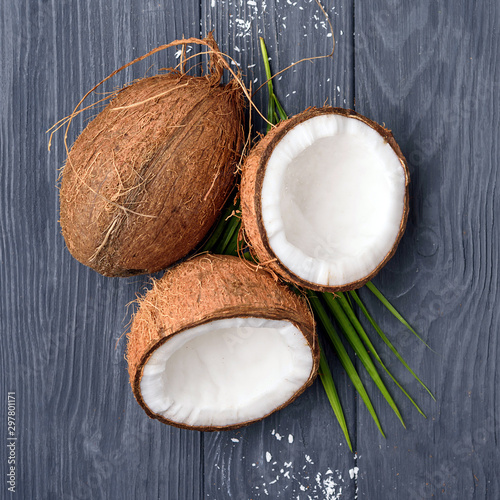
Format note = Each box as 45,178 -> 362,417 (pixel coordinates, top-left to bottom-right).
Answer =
60,37 -> 244,277
240,106 -> 410,293
127,253 -> 319,431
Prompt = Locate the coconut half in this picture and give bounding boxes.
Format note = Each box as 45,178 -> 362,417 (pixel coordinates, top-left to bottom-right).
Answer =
127,254 -> 318,430
241,107 -> 409,292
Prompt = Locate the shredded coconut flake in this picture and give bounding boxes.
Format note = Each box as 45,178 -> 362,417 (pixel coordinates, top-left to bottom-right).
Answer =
349,467 -> 359,480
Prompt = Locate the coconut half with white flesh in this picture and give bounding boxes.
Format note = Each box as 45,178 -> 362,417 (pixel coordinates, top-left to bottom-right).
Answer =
127,254 -> 318,430
241,107 -> 410,292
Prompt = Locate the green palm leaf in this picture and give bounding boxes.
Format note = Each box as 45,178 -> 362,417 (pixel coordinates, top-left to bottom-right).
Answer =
335,291 -> 428,416
365,282 -> 431,348
323,292 -> 406,427
319,346 -> 353,451
308,290 -> 385,438
350,289 -> 435,401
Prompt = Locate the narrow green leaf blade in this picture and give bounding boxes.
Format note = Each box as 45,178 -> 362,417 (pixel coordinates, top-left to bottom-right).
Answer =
307,291 -> 386,438
260,37 -> 276,131
214,213 -> 240,254
273,94 -> 288,121
266,101 -> 275,131
200,198 -> 237,253
336,292 -> 428,417
319,346 -> 353,451
350,289 -> 435,401
259,37 -> 274,96
365,282 -> 431,348
223,218 -> 242,256
323,293 -> 406,428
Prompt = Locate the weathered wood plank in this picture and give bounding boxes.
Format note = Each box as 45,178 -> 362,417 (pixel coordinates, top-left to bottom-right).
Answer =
201,1 -> 360,497
2,0 -> 500,498
0,1 -> 202,498
354,0 -> 500,498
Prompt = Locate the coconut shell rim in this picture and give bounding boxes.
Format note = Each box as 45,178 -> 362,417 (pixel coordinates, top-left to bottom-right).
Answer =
131,309 -> 319,432
244,106 -> 410,293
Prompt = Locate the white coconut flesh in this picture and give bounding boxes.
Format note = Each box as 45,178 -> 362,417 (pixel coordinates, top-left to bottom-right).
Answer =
140,317 -> 313,427
261,114 -> 406,287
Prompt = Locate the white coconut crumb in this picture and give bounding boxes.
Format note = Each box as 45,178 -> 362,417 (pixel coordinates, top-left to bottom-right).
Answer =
231,438 -> 239,443
247,433 -> 350,497
253,78 -> 258,83
337,86 -> 341,92
247,0 -> 257,4
340,29 -> 344,35
211,0 -> 215,6
247,63 -> 256,68
324,476 -> 342,499
327,33 -> 333,37
349,467 -> 359,480
327,78 -> 330,82
234,46 -> 241,52
174,49 -> 182,59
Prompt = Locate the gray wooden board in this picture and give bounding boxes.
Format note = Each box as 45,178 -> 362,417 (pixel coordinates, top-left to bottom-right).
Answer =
0,0 -> 498,498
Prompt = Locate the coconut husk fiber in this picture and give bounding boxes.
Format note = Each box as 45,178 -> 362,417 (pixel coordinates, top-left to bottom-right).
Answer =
59,35 -> 244,277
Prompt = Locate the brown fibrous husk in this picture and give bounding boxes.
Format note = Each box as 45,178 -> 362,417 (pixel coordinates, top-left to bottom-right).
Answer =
127,253 -> 319,431
240,106 -> 410,292
59,35 -> 244,277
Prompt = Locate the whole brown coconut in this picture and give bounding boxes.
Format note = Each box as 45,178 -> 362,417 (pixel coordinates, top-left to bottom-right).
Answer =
127,254 -> 319,431
241,107 -> 410,292
59,36 -> 244,277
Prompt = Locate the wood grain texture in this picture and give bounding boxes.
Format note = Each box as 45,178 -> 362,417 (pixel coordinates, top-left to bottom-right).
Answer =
354,0 -> 500,498
1,0 -> 499,498
0,1 -> 202,499
201,1 -> 358,498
